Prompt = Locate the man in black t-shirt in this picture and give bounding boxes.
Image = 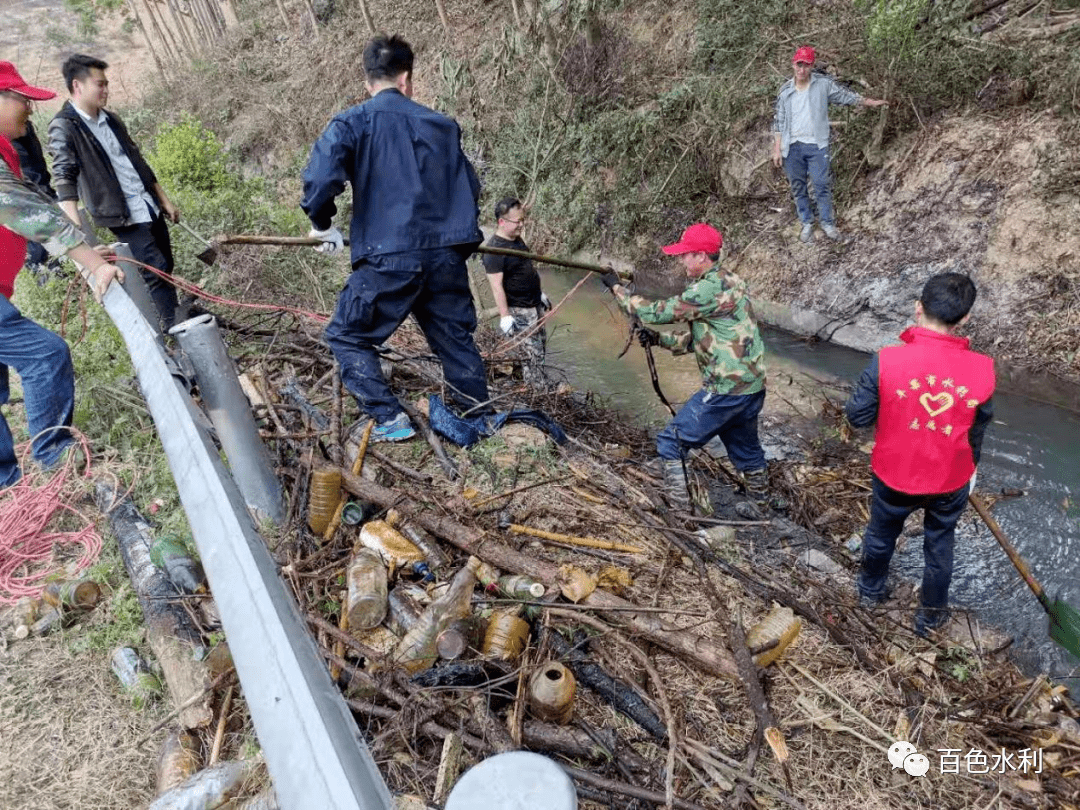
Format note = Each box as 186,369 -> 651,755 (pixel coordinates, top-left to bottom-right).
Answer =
482,197 -> 551,385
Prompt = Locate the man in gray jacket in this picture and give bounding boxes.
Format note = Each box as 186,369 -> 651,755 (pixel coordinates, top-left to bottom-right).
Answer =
771,46 -> 886,243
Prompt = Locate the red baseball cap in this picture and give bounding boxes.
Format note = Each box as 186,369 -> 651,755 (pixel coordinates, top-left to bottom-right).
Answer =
0,62 -> 57,101
661,223 -> 723,256
793,46 -> 816,65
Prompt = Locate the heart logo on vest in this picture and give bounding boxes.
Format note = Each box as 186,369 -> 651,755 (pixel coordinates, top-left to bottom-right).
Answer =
919,392 -> 954,417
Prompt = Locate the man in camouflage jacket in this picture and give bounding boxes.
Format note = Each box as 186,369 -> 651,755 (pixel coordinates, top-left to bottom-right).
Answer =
1,62 -> 122,487
602,223 -> 769,512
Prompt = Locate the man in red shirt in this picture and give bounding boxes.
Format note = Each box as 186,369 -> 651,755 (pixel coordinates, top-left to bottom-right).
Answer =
0,62 -> 122,487
845,273 -> 994,636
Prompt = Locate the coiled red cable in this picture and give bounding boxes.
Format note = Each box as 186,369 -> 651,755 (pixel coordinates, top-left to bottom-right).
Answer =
0,431 -> 103,605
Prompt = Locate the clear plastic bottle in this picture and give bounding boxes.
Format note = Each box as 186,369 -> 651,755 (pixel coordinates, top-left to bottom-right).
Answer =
385,508 -> 451,569
392,557 -> 481,673
386,585 -> 423,636
357,520 -> 426,568
497,574 -> 545,599
482,605 -> 530,662
307,467 -> 342,535
345,549 -> 388,631
42,578 -> 102,609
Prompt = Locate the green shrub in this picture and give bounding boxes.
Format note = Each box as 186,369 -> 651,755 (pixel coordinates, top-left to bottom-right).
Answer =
150,115 -> 233,193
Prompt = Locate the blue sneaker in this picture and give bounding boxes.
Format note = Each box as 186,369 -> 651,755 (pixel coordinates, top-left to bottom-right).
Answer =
371,413 -> 416,443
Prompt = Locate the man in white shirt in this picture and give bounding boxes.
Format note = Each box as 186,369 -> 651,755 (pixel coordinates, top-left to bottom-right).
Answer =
49,54 -> 181,328
771,46 -> 887,243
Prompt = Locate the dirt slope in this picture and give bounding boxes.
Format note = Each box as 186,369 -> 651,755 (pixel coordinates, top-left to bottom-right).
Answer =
741,111 -> 1080,382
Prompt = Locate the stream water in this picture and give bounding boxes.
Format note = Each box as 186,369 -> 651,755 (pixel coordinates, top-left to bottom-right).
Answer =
525,269 -> 1080,686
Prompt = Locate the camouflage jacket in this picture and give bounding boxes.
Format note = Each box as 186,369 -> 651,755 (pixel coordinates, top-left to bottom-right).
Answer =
0,145 -> 85,259
614,266 -> 766,395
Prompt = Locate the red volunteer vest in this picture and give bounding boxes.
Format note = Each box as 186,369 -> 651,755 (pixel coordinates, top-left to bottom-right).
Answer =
872,326 -> 995,495
0,135 -> 29,300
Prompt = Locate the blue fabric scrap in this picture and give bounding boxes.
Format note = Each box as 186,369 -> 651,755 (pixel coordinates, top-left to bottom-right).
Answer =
428,395 -> 568,447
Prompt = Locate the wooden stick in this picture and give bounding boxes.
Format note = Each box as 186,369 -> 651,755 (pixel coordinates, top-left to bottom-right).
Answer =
353,418 -> 374,477
469,476 -> 570,508
506,523 -> 644,554
209,684 -> 233,766
560,765 -> 710,810
134,668 -> 234,749
368,449 -> 432,484
398,398 -> 458,480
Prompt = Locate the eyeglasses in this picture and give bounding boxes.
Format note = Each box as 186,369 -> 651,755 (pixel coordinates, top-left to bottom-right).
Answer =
501,216 -> 527,225
794,61 -> 812,67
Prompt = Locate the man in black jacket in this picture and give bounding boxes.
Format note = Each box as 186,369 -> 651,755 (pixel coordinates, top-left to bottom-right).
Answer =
301,34 -> 489,443
48,54 -> 180,329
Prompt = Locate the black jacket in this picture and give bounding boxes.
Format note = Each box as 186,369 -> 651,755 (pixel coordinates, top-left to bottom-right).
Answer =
12,121 -> 56,199
48,101 -> 160,228
301,88 -> 482,265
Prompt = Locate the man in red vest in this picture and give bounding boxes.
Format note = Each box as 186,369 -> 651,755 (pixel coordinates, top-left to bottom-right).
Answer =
0,62 -> 123,487
845,273 -> 995,636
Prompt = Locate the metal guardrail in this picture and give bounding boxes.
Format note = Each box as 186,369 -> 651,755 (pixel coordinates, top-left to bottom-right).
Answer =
98,275 -> 392,810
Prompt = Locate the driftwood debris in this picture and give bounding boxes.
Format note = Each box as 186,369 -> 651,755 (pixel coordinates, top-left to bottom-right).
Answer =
339,468 -> 739,679
96,481 -> 213,729
546,627 -> 667,740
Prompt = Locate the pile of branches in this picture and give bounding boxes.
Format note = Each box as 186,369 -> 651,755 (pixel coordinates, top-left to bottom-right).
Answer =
211,313 -> 1079,810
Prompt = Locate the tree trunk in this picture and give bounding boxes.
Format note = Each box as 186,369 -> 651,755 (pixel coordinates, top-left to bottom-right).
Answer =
127,0 -> 168,76
144,0 -> 182,63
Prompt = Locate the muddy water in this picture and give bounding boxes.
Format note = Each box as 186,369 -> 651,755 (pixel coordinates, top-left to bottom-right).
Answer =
534,270 -> 1080,685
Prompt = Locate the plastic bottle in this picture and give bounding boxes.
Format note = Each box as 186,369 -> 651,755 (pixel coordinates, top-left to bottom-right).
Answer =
497,574 -> 545,600
149,537 -> 206,594
435,615 -> 488,660
528,661 -> 577,724
386,585 -> 423,636
345,549 -> 388,631
357,520 -> 426,569
475,560 -> 501,594
111,647 -> 163,709
42,578 -> 102,609
392,557 -> 481,673
482,606 -> 530,662
385,508 -> 451,569
745,604 -> 802,667
307,467 -> 342,535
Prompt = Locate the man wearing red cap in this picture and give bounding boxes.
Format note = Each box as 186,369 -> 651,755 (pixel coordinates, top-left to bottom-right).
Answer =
0,62 -> 123,487
771,46 -> 887,243
601,223 -> 770,513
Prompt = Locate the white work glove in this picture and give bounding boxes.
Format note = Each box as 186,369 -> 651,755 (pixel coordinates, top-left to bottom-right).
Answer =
499,315 -> 516,335
308,225 -> 344,255
540,292 -> 552,311
968,468 -> 977,493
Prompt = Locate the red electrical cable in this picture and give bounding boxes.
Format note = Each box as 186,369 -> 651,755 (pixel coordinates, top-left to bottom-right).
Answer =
104,253 -> 331,324
0,431 -> 104,605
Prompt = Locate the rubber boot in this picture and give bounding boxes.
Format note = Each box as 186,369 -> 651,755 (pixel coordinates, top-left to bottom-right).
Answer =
734,467 -> 770,520
662,459 -> 692,513
744,467 -> 769,503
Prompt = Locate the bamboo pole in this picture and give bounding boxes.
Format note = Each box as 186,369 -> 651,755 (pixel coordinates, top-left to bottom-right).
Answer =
505,523 -> 644,554
125,0 -> 167,78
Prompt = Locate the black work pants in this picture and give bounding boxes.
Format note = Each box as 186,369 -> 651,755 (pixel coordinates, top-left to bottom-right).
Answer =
111,212 -> 178,330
